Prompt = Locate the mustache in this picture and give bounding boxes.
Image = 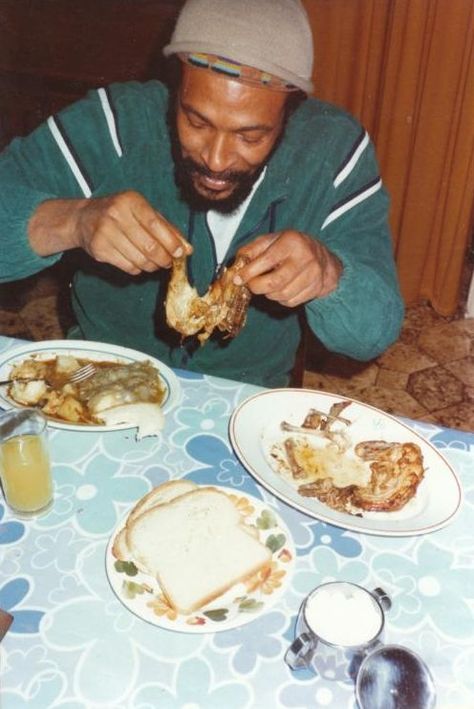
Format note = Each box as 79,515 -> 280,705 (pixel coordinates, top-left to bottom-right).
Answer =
180,157 -> 246,183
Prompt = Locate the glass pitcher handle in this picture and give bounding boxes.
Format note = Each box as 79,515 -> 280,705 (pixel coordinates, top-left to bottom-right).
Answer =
284,632 -> 316,670
373,587 -> 392,611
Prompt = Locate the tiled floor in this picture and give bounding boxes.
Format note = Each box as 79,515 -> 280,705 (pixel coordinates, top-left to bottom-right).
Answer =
1,261 -> 473,433
303,304 -> 474,432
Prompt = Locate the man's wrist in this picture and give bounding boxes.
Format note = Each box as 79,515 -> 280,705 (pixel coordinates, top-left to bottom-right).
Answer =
28,198 -> 89,256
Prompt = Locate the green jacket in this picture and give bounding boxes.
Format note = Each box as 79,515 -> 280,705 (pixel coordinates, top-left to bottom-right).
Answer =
0,81 -> 403,387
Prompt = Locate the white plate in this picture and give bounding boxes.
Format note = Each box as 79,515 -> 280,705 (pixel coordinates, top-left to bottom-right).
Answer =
0,340 -> 181,432
229,389 -> 463,537
105,486 -> 295,633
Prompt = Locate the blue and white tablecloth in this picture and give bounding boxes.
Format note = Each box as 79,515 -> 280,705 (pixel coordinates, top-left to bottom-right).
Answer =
0,335 -> 473,709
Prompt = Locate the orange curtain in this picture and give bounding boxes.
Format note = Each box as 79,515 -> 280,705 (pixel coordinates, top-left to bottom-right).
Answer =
303,0 -> 474,316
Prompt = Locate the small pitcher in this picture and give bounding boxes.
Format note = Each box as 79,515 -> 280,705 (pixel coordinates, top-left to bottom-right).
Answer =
285,581 -> 391,683
0,408 -> 53,517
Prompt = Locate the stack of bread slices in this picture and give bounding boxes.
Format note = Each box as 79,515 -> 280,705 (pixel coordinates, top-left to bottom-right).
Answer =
112,480 -> 272,615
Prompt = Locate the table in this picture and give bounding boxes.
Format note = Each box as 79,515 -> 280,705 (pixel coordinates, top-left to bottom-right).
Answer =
0,335 -> 473,709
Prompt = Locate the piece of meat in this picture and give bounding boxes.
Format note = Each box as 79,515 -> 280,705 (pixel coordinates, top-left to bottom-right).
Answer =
277,406 -> 426,516
352,442 -> 425,511
354,440 -> 397,461
283,439 -> 307,479
293,439 -> 425,515
165,254 -> 251,344
298,477 -> 356,512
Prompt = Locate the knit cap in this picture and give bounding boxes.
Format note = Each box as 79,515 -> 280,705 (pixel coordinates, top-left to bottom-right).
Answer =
163,0 -> 314,94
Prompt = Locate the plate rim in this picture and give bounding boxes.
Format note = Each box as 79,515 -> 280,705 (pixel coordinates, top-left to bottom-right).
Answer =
105,483 -> 295,634
229,388 -> 463,537
0,339 -> 181,432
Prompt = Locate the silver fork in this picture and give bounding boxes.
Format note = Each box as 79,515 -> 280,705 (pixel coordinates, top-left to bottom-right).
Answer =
0,363 -> 97,387
68,363 -> 97,384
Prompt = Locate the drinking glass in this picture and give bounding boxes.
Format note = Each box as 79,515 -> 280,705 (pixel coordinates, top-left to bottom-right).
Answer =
0,409 -> 53,517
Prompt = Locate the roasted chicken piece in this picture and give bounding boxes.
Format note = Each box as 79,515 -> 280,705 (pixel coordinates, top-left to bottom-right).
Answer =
165,254 -> 251,344
354,440 -> 397,460
299,477 -> 356,512
351,442 -> 425,511
278,404 -> 426,516
283,439 -> 308,479
297,441 -> 425,514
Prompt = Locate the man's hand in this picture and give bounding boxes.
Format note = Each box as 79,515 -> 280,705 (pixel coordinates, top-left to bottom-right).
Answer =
28,191 -> 191,275
234,230 -> 343,307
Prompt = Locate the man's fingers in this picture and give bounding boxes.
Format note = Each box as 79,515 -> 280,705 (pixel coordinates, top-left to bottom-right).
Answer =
238,232 -> 279,260
76,191 -> 192,276
244,262 -> 284,294
97,191 -> 192,271
235,233 -> 282,284
235,230 -> 342,304
134,207 -> 191,261
89,218 -> 155,273
128,193 -> 190,258
91,206 -> 162,268
113,234 -> 164,273
266,275 -> 318,307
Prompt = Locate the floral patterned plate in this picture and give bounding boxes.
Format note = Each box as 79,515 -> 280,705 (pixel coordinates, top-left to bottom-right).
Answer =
105,485 -> 295,633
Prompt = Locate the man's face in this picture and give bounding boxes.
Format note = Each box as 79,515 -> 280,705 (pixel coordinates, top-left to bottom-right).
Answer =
172,63 -> 288,214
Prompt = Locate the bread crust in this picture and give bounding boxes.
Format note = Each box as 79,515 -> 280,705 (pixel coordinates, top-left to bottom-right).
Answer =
162,551 -> 271,615
130,479 -> 198,521
111,527 -> 129,561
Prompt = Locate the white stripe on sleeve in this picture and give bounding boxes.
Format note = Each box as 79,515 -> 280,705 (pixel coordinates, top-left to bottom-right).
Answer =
321,178 -> 382,230
47,116 -> 92,198
334,131 -> 369,188
97,87 -> 123,157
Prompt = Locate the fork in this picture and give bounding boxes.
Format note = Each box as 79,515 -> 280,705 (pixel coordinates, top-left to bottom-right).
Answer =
0,363 -> 97,387
67,363 -> 97,384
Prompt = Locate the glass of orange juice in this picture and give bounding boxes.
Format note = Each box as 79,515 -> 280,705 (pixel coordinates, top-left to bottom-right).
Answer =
0,409 -> 53,517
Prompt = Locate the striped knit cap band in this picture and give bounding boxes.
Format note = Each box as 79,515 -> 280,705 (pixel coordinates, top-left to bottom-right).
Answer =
163,0 -> 314,94
179,53 -> 300,92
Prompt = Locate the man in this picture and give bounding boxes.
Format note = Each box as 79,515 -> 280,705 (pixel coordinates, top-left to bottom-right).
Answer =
0,0 -> 404,387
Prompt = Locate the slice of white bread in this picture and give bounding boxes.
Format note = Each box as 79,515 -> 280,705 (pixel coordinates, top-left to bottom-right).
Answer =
113,481 -> 259,562
128,479 -> 199,522
126,486 -> 272,614
112,480 -> 198,561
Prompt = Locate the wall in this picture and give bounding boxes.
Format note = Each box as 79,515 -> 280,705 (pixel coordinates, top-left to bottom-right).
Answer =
0,0 -> 182,146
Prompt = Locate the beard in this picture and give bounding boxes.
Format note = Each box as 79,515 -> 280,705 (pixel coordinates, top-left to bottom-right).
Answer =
173,154 -> 267,215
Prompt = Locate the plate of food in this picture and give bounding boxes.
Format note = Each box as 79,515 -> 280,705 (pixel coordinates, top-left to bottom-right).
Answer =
0,340 -> 181,434
106,480 -> 295,633
229,389 -> 462,537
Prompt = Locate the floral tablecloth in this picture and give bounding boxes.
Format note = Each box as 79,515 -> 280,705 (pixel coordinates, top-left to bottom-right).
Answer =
0,335 -> 473,709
